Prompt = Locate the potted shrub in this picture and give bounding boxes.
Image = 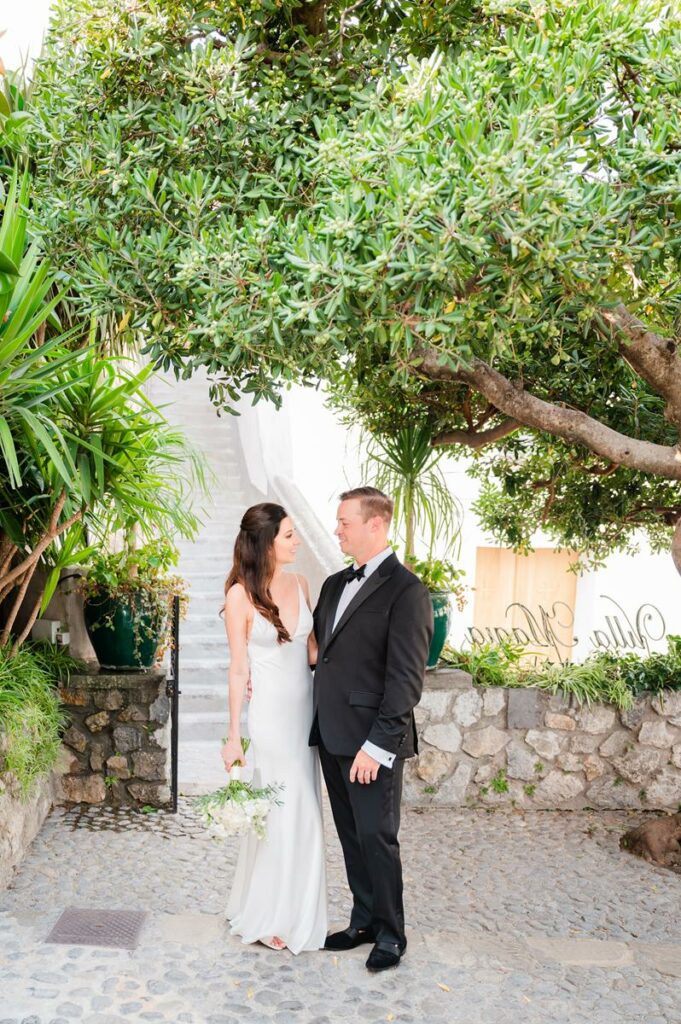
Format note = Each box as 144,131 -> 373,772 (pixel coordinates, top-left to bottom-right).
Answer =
406,557 -> 466,668
80,540 -> 187,671
355,420 -> 467,669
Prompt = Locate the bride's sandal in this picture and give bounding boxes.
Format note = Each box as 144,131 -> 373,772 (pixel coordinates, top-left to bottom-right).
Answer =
260,936 -> 286,950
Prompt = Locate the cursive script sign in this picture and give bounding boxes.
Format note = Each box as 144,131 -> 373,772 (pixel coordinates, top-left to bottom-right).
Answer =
466,601 -> 577,662
467,595 -> 667,661
589,596 -> 666,657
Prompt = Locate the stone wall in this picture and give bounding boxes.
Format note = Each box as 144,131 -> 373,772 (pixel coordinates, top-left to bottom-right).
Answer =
58,670 -> 171,808
404,669 -> 681,810
0,764 -> 62,891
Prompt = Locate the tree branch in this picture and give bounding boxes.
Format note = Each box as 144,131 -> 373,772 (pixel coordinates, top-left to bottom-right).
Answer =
11,591 -> 43,656
0,560 -> 39,646
434,417 -> 521,449
417,349 -> 681,479
339,0 -> 366,42
601,303 -> 681,427
0,496 -> 82,594
0,537 -> 16,580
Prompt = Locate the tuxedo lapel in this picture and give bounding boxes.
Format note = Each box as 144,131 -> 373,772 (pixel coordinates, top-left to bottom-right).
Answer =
326,553 -> 398,647
321,573 -> 347,645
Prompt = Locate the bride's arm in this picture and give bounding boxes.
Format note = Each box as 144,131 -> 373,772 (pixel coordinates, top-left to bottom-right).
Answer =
221,584 -> 251,770
308,632 -> 318,668
298,574 -> 318,668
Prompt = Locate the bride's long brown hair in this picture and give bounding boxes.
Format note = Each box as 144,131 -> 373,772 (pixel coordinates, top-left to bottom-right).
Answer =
224,503 -> 293,644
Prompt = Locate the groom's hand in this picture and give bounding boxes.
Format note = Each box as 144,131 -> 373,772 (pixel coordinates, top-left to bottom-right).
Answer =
349,750 -> 380,784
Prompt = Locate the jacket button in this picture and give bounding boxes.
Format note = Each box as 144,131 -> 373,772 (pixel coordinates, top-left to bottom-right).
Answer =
322,657 -> 329,663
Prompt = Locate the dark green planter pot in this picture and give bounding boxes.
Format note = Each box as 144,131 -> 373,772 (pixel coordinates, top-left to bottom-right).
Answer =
427,591 -> 452,669
84,592 -> 166,671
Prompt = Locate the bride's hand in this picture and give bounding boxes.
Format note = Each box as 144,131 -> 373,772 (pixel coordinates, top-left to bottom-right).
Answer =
221,739 -> 245,772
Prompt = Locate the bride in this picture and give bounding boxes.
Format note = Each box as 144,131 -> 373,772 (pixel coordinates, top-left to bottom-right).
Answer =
221,503 -> 327,953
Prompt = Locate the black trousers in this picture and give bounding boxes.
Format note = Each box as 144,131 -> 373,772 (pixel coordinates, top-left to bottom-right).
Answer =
318,738 -> 405,947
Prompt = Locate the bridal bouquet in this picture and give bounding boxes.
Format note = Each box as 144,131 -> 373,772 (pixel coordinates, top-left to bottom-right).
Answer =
196,740 -> 283,841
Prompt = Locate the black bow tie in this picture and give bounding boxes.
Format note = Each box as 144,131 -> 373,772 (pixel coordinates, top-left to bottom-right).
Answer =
344,564 -> 366,584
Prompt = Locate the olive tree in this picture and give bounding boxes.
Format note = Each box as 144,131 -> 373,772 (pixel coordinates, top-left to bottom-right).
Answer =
30,0 -> 681,568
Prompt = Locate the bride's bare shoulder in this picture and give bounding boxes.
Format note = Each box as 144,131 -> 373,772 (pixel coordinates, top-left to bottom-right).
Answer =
225,582 -> 251,614
295,574 -> 312,604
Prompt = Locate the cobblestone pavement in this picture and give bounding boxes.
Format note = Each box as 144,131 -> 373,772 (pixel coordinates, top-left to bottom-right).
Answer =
1,800 -> 681,1023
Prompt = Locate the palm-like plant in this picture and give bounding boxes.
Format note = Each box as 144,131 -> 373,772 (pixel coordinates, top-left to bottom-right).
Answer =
0,168 -> 208,653
0,346 -> 208,651
0,168 -> 73,485
363,422 -> 463,562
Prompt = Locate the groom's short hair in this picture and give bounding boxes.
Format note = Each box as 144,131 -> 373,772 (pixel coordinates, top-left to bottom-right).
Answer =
340,486 -> 393,524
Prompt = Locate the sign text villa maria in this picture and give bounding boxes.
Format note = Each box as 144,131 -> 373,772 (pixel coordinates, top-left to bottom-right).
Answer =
466,595 -> 667,662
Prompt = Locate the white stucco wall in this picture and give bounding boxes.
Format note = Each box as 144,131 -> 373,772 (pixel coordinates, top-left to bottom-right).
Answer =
0,2 -> 53,72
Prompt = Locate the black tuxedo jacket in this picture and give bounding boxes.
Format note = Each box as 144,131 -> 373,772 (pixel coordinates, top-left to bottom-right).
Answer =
310,553 -> 434,759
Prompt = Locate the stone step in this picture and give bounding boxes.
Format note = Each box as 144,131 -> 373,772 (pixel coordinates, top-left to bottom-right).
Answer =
183,615 -> 224,632
197,497 -> 247,508
184,587 -> 227,603
181,571 -> 228,583
184,591 -> 226,602
177,533 -> 239,548
179,687 -> 226,713
185,598 -> 226,617
179,711 -> 229,742
180,666 -> 229,685
178,531 -> 238,543
182,613 -> 224,630
181,661 -> 228,677
186,570 -> 230,584
178,706 -> 249,742
180,628 -> 225,645
180,636 -> 228,657
178,740 -> 231,794
180,666 -> 228,687
183,595 -> 226,610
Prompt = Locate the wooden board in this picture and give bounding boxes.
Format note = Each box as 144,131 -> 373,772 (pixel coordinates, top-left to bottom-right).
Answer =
471,548 -> 578,663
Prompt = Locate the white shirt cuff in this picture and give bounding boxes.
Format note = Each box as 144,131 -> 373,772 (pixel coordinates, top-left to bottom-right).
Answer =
362,740 -> 395,769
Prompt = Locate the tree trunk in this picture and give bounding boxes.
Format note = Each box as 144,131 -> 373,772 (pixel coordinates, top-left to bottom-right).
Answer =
404,480 -> 416,562
673,517 -> 681,577
292,0 -> 327,37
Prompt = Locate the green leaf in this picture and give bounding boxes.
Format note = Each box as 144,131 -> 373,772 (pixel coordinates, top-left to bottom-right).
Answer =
0,251 -> 19,276
0,414 -> 21,486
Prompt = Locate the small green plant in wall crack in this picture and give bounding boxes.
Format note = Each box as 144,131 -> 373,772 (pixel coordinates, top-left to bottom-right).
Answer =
491,769 -> 509,794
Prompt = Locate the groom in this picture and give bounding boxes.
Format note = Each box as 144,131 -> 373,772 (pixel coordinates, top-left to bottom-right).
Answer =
310,486 -> 433,972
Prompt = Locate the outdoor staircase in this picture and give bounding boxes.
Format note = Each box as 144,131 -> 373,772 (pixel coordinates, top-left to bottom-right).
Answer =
147,371 -> 342,795
147,370 -> 256,794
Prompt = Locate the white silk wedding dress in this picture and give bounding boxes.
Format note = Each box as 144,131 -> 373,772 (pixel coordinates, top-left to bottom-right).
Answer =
226,580 -> 328,953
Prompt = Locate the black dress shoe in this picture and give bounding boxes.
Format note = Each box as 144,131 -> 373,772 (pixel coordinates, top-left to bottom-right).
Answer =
324,927 -> 375,951
366,941 -> 405,972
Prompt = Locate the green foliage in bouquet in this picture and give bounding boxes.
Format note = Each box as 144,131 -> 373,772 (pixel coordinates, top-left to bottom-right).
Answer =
195,739 -> 284,841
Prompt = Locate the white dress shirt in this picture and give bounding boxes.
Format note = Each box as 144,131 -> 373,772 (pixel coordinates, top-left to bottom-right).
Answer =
332,547 -> 396,770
